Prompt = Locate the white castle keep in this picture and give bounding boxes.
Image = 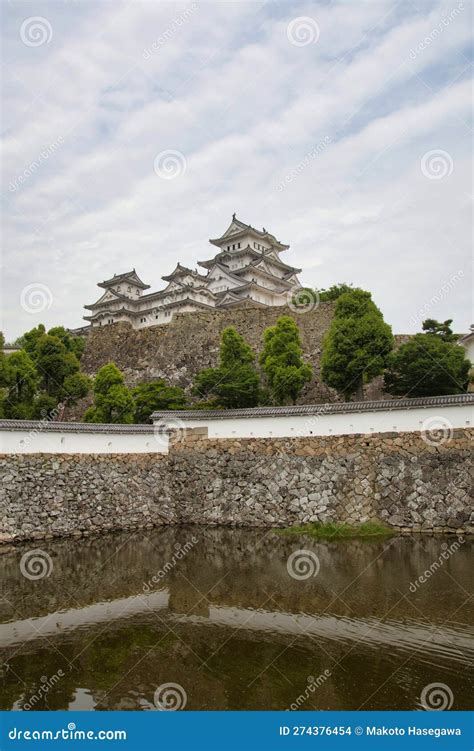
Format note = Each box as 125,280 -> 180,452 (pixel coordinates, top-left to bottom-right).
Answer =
83,216 -> 302,329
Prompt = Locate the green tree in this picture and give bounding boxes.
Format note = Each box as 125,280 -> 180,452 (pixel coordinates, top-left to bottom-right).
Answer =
2,350 -> 38,419
17,324 -> 85,362
31,393 -> 60,420
321,289 -> 393,401
193,327 -> 260,408
293,283 -> 359,306
15,324 -> 46,358
84,363 -> 134,423
421,318 -> 458,342
47,326 -> 86,360
93,362 -> 125,396
260,316 -> 312,405
63,372 -> 91,405
0,333 -> 7,418
0,332 -> 7,386
133,380 -> 187,423
318,283 -> 356,301
385,333 -> 470,397
35,334 -> 81,399
3,325 -> 89,419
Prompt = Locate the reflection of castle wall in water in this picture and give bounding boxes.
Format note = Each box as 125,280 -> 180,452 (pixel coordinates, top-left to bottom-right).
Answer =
1,528 -> 471,629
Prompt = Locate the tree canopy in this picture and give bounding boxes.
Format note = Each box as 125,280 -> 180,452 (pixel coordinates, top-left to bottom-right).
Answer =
385,326 -> 470,397
321,289 -> 393,401
2,350 -> 38,419
317,283 -> 356,301
1,325 -> 89,419
293,283 -> 361,305
421,318 -> 458,342
193,327 -> 260,409
259,316 -> 312,405
133,380 -> 187,423
84,363 -> 135,423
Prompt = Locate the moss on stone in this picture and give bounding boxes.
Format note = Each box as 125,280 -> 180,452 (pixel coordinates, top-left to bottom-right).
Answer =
277,521 -> 396,539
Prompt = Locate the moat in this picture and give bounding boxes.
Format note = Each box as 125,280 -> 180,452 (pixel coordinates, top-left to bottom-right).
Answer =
1,527 -> 472,711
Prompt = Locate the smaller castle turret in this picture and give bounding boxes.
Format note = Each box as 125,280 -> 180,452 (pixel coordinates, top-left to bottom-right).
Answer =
83,216 -> 302,329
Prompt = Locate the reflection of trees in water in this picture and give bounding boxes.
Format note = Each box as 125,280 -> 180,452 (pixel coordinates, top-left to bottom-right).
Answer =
2,608 -> 472,711
2,524 -> 474,715
0,615 -> 338,711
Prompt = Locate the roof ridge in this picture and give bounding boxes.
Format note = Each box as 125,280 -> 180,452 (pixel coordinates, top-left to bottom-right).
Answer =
152,393 -> 474,420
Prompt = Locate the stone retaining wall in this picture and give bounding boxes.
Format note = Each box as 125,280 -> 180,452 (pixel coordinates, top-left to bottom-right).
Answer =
68,305 -> 406,417
1,428 -> 472,543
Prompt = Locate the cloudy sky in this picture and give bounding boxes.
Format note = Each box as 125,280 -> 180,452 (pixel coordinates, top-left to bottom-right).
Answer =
1,0 -> 472,341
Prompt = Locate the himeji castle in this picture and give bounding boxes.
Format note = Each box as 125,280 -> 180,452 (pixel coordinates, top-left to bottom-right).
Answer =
83,216 -> 302,329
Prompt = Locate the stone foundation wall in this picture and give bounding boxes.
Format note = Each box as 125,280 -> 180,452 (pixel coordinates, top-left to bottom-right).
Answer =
1,428 -> 472,543
71,305 -> 406,416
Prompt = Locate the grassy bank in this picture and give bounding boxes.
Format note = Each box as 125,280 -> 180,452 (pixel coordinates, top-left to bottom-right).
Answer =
277,521 -> 396,539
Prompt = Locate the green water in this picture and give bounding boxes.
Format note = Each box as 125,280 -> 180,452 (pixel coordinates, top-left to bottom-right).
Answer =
0,527 -> 472,710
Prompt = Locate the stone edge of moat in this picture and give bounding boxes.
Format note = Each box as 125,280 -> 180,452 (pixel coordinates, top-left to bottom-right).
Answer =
1,427 -> 472,544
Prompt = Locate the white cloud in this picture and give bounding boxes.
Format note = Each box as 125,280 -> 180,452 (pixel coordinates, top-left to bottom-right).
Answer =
1,0 -> 472,339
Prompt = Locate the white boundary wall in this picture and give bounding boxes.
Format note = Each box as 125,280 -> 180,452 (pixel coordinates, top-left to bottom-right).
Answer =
1,398 -> 472,452
0,425 -> 169,455
153,403 -> 473,439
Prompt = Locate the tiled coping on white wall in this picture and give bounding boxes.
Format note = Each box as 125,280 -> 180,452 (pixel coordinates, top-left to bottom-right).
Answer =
152,394 -> 474,439
0,421 -> 169,454
1,395 -> 472,453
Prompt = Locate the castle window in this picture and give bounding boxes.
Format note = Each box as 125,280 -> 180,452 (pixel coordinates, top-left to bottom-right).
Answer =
238,243 -> 241,248
127,286 -> 131,292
